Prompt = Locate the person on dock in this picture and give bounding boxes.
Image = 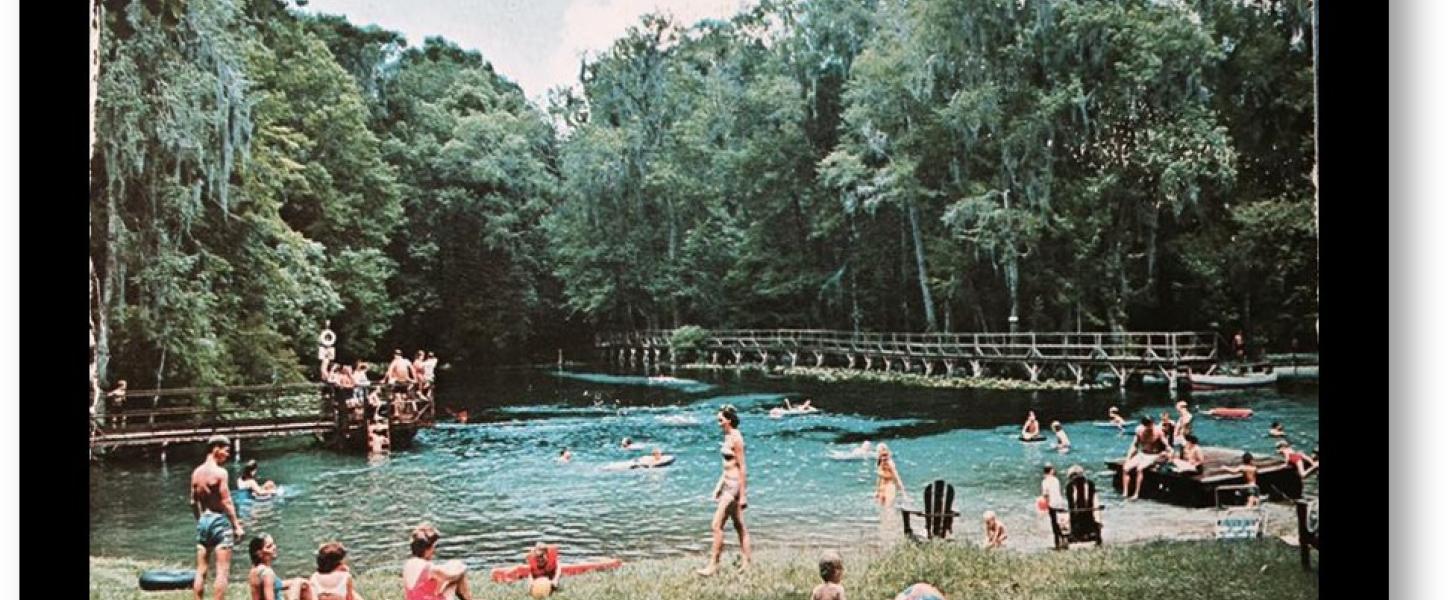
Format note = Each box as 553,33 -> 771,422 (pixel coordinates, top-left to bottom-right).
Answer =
982,511 -> 1007,549
1171,435 -> 1205,474
875,443 -> 908,507
1159,412 -> 1177,449
1021,411 -> 1041,439
403,524 -> 473,600
1122,417 -> 1167,500
352,362 -> 371,411
248,534 -> 311,600
387,349 -> 414,404
309,542 -> 364,600
1233,330 -> 1246,364
810,550 -> 846,600
238,460 -> 279,498
106,379 -> 128,427
524,542 -> 562,597
1220,452 -> 1261,506
1051,421 -> 1070,451
698,405 -> 751,576
1175,401 -> 1194,439
191,435 -> 245,600
1276,440 -> 1318,478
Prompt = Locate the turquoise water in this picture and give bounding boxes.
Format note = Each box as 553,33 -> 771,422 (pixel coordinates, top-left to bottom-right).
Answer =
89,367 -> 1318,576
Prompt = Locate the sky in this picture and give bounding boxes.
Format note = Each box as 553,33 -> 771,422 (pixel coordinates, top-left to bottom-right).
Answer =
301,0 -> 757,104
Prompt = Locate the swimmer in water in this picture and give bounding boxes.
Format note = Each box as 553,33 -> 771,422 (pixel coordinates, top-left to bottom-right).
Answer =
1051,421 -> 1070,451
558,448 -> 571,463
1021,411 -> 1040,439
237,460 -> 278,497
1268,421 -> 1286,437
1108,406 -> 1125,430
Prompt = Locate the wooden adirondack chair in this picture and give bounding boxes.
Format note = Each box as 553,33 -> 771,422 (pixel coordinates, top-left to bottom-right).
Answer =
901,480 -> 959,540
1048,475 -> 1103,549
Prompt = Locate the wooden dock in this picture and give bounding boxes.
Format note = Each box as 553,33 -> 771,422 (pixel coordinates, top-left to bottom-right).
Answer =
597,329 -> 1219,387
90,382 -> 435,454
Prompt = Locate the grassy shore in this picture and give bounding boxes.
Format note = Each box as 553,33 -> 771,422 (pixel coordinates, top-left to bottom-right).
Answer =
92,538 -> 1316,600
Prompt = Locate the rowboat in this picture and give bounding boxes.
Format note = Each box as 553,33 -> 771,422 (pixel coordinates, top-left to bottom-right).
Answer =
1188,371 -> 1277,390
1105,447 -> 1303,507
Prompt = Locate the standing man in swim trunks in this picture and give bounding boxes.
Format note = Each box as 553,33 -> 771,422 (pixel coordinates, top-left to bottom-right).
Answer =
387,349 -> 414,408
192,435 -> 244,600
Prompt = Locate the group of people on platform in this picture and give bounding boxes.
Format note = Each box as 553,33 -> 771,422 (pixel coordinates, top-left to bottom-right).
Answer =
322,349 -> 438,428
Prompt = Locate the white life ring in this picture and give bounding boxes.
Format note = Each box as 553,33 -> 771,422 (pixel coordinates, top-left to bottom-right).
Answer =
318,329 -> 336,347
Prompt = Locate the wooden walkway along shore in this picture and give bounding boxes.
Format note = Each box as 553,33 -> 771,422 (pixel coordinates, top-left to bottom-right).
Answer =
597,329 -> 1220,387
89,382 -> 435,455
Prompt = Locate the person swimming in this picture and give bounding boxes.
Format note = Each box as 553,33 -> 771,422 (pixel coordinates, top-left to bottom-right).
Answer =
558,448 -> 572,463
1268,421 -> 1286,437
1051,421 -> 1070,451
238,460 -> 279,498
1021,411 -> 1041,439
1108,406 -> 1125,429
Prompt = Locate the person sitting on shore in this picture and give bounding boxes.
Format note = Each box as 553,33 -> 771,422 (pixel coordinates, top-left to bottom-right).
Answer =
1268,422 -> 1286,437
1064,465 -> 1101,531
1050,421 -> 1070,451
525,542 -> 562,597
238,460 -> 279,498
1276,440 -> 1318,478
1170,434 -> 1205,474
982,511 -> 1007,549
894,582 -> 947,600
309,542 -> 363,600
248,534 -> 311,600
1021,411 -> 1040,439
404,524 -> 473,600
1122,417 -> 1167,500
810,550 -> 846,600
1220,452 -> 1261,506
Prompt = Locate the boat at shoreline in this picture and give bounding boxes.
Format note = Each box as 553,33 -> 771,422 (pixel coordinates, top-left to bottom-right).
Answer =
1188,370 -> 1278,390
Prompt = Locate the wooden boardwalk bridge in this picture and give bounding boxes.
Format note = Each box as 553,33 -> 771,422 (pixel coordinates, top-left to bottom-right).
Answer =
597,329 -> 1220,387
89,381 -> 435,455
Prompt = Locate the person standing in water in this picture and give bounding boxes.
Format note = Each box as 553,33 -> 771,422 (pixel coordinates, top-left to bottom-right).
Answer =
875,443 -> 908,506
698,405 -> 750,576
1050,421 -> 1071,451
192,435 -> 244,600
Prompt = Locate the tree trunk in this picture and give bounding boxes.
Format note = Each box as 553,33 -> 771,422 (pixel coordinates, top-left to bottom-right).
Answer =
90,0 -> 104,404
1312,0 -> 1319,341
906,203 -> 938,332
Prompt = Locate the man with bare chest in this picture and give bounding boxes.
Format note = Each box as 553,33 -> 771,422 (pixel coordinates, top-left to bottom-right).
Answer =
191,435 -> 244,600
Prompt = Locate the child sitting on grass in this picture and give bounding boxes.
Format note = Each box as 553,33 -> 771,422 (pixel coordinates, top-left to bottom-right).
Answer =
811,550 -> 846,600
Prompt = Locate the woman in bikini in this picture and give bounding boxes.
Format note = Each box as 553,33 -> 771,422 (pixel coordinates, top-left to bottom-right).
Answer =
309,542 -> 364,600
248,534 -> 311,600
698,405 -> 750,576
875,443 -> 908,506
403,524 -> 472,600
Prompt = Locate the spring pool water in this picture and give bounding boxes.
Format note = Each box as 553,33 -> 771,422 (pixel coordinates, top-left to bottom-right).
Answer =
89,366 -> 1318,575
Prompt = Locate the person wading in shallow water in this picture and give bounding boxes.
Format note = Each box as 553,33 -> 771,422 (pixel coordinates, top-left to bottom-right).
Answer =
698,405 -> 751,576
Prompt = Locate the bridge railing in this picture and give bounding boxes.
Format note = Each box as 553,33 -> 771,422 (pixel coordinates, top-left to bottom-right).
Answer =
598,329 -> 1216,362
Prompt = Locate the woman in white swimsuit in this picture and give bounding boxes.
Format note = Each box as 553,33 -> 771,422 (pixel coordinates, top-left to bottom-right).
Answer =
698,405 -> 750,576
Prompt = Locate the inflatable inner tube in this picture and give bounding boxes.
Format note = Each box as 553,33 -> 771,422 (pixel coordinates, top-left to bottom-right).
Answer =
633,455 -> 675,468
139,570 -> 197,591
1093,422 -> 1125,429
1203,408 -> 1254,419
1019,435 -> 1046,442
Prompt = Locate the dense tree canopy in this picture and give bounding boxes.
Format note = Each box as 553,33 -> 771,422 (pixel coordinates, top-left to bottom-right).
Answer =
90,0 -> 1317,389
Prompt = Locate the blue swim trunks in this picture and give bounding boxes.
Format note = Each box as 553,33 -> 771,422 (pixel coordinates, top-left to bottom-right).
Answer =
196,511 -> 234,549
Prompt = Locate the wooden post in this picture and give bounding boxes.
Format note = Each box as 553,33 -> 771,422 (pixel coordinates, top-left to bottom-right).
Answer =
944,360 -> 955,377
789,352 -> 798,368
814,352 -> 824,367
970,360 -> 983,379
